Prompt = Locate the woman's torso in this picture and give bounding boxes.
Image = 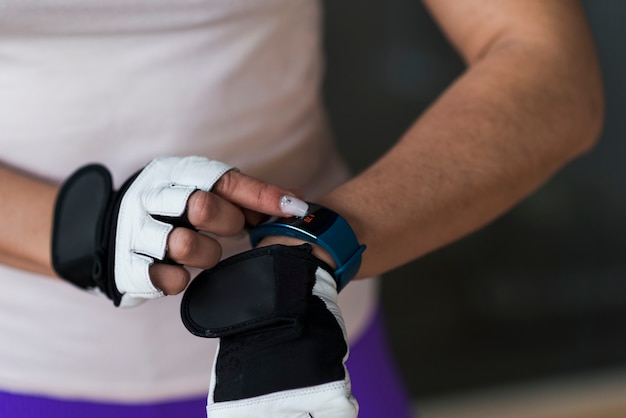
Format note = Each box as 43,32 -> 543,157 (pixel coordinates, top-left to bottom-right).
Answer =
0,0 -> 377,402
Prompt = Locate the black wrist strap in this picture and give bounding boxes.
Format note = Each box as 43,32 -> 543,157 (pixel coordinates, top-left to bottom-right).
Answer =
51,165 -> 113,290
181,244 -> 333,338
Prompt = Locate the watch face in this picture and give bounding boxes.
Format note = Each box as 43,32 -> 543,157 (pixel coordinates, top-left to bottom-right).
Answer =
278,203 -> 338,235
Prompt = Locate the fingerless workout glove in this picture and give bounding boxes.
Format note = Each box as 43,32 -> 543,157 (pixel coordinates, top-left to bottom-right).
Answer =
181,244 -> 358,418
51,156 -> 233,307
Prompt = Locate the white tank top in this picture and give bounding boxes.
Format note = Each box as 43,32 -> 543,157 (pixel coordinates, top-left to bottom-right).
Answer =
0,0 -> 377,402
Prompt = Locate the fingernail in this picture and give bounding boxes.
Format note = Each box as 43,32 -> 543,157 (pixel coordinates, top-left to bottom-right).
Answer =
280,195 -> 309,217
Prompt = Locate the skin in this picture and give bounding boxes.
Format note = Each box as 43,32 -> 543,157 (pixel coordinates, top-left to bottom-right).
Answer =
0,0 -> 604,297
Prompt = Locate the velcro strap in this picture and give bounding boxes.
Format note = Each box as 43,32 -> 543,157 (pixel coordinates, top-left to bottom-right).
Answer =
51,165 -> 113,290
181,244 -> 331,338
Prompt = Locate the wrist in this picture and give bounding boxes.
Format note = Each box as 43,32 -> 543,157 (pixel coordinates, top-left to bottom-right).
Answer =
254,236 -> 337,270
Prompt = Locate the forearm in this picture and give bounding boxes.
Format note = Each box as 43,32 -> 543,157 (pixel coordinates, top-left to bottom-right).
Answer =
0,164 -> 58,277
320,29 -> 603,279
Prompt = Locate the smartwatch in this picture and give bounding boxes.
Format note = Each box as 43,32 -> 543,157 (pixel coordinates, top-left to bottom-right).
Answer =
249,202 -> 366,291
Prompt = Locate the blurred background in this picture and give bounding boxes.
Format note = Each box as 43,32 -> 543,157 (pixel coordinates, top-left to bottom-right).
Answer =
322,1 -> 626,417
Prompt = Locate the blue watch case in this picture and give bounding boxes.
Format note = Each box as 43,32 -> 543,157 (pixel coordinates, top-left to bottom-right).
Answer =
249,203 -> 366,291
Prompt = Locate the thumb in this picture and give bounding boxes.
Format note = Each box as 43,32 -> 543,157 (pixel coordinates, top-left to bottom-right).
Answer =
211,170 -> 309,218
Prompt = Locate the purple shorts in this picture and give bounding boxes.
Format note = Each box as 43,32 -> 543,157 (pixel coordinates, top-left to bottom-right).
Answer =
0,308 -> 412,418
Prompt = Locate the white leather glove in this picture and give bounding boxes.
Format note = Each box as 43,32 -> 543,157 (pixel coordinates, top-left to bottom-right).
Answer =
181,244 -> 359,418
52,156 -> 233,307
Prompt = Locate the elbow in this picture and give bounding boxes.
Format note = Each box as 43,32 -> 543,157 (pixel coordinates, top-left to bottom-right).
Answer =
575,76 -> 605,155
567,43 -> 606,156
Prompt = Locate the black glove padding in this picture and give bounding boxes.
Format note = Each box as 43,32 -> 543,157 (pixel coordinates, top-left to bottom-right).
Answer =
51,156 -> 233,307
181,244 -> 358,418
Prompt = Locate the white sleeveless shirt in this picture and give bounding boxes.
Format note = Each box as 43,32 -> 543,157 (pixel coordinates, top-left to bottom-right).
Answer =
0,0 -> 377,402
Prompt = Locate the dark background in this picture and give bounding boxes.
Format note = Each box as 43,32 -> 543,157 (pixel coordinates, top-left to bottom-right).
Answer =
322,1 -> 626,399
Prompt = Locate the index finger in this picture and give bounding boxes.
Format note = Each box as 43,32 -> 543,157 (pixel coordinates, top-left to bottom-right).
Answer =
212,170 -> 308,218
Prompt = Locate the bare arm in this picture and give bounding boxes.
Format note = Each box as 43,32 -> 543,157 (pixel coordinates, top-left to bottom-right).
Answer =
0,165 -> 58,276
318,0 -> 604,278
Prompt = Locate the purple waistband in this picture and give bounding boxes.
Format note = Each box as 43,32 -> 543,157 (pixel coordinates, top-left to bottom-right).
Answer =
0,392 -> 206,418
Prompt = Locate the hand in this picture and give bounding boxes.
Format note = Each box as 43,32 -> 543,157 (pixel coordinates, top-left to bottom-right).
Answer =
51,156 -> 305,307
181,244 -> 358,418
